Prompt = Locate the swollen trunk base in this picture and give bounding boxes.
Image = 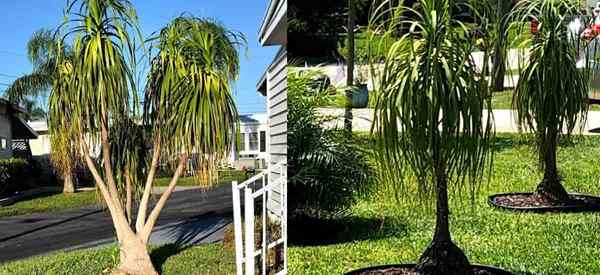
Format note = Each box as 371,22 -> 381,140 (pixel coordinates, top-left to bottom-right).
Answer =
112,238 -> 158,275
415,239 -> 474,275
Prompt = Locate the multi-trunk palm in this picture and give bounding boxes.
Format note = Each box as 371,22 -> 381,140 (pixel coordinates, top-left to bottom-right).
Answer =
50,0 -> 245,273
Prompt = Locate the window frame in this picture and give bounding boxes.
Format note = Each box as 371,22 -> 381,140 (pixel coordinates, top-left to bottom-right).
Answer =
259,131 -> 266,152
0,137 -> 6,151
248,132 -> 259,151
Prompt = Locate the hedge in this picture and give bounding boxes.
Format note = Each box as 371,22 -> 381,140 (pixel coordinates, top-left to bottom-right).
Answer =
0,158 -> 30,197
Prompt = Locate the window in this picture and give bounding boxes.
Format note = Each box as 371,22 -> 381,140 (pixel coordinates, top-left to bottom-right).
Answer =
0,137 -> 6,151
260,131 -> 266,152
239,133 -> 246,151
249,132 -> 258,151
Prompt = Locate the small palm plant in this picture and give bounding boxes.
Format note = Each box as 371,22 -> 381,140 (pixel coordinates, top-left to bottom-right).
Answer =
368,0 -> 494,273
52,0 -> 245,273
508,0 -> 592,202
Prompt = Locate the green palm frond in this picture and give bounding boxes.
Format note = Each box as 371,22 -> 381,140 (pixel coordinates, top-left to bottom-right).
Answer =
4,28 -> 72,106
368,0 -> 495,201
61,0 -> 141,139
144,16 -> 246,181
4,73 -> 53,104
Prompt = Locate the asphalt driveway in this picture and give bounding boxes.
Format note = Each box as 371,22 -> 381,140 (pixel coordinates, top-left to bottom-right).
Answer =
0,185 -> 234,263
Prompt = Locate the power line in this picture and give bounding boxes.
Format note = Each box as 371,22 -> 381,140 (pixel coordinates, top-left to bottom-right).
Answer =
0,50 -> 25,57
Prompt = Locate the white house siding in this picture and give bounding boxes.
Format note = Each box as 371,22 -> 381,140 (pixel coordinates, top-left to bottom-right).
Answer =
265,47 -> 287,216
267,47 -> 287,168
0,104 -> 13,159
258,0 -> 287,217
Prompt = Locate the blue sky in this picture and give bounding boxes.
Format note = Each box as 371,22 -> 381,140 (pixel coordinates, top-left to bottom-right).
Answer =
0,0 -> 275,114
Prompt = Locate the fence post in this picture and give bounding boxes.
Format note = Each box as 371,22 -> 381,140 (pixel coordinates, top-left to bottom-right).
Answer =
244,187 -> 255,275
282,163 -> 288,274
262,174 -> 268,274
232,182 -> 244,275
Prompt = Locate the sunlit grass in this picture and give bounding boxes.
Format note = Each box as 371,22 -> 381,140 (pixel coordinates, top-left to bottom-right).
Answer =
0,243 -> 234,275
290,134 -> 600,274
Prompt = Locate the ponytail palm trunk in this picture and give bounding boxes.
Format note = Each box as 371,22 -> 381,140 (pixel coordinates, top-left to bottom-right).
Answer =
54,1 -> 244,274
510,0 -> 590,202
369,0 -> 494,273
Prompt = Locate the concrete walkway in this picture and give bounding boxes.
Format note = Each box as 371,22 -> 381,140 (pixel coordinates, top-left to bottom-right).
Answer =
319,108 -> 600,134
0,185 -> 234,263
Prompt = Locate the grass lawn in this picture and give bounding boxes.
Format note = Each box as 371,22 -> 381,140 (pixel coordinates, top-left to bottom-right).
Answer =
0,191 -> 98,218
491,89 -> 600,111
0,243 -> 234,275
289,133 -> 600,274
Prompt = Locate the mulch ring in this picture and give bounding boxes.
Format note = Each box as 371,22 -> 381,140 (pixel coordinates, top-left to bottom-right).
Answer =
489,192 -> 600,213
345,264 -> 514,275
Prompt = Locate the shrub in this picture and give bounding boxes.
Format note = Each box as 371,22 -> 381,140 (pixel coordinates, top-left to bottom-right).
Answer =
288,69 -> 373,220
0,158 -> 30,197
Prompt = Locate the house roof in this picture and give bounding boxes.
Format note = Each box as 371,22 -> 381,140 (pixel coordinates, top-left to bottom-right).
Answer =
12,116 -> 38,139
0,98 -> 26,114
258,0 -> 287,46
0,98 -> 39,140
240,113 -> 267,125
256,46 -> 286,96
257,72 -> 267,96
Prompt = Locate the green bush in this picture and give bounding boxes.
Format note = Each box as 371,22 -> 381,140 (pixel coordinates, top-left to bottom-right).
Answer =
0,158 -> 30,197
288,69 -> 373,219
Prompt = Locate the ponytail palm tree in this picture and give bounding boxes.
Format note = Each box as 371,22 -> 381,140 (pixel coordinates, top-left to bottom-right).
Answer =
509,0 -> 591,202
369,0 -> 494,273
54,0 -> 244,273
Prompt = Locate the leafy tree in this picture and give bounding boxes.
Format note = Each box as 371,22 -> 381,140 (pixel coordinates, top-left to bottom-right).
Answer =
509,0 -> 592,201
4,29 -> 62,105
6,29 -> 78,194
20,98 -> 47,121
52,0 -> 245,273
369,0 -> 494,273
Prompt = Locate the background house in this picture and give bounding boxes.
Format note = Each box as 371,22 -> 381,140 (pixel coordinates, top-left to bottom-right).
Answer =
230,113 -> 269,170
0,99 -> 38,160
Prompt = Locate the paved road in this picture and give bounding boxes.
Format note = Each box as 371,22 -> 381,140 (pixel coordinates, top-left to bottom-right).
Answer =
0,185 -> 234,263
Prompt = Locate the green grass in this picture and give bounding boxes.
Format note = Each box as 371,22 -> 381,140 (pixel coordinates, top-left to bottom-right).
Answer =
491,90 -> 600,111
154,170 -> 253,187
289,134 -> 600,274
0,243 -> 235,275
0,191 -> 98,218
491,90 -> 515,109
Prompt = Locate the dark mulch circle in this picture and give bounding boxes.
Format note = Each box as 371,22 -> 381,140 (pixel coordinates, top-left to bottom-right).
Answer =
345,264 -> 514,275
489,192 -> 600,213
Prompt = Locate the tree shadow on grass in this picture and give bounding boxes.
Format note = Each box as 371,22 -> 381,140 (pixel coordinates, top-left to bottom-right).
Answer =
289,215 -> 407,246
150,243 -> 187,274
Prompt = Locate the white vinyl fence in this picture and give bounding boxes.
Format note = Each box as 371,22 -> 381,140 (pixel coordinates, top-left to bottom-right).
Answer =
232,161 -> 287,275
